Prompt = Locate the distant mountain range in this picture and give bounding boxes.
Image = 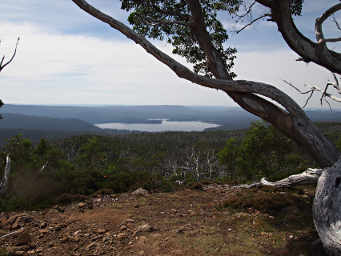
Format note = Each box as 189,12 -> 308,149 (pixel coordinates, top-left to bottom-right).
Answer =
0,104 -> 260,128
0,104 -> 340,145
2,104 -> 341,125
0,113 -> 101,132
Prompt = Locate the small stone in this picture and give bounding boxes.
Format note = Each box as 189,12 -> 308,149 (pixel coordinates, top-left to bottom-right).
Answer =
176,224 -> 192,233
132,188 -> 149,196
137,250 -> 145,256
136,236 -> 147,246
5,214 -> 23,226
86,242 -> 97,251
95,228 -> 106,234
120,225 -> 127,231
116,232 -> 129,240
11,219 -> 22,230
78,202 -> 86,208
6,246 -> 30,255
188,210 -> 196,216
173,250 -> 184,255
74,230 -> 81,236
36,247 -> 43,253
40,222 -> 47,229
125,218 -> 135,223
70,236 -> 80,242
136,223 -> 154,233
39,229 -> 49,234
15,231 -> 32,246
0,215 -> 7,227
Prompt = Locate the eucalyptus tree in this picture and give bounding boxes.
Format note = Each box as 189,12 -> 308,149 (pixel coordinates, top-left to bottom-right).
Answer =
71,0 -> 341,254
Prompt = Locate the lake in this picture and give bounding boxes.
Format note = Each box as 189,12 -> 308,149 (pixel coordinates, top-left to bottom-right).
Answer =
95,119 -> 220,132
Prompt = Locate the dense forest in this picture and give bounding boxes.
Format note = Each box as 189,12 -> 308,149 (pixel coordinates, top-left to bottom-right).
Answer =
1,122 -> 340,212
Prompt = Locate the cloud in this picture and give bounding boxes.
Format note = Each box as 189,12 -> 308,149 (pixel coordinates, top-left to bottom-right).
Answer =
0,22 -> 234,105
0,20 -> 339,109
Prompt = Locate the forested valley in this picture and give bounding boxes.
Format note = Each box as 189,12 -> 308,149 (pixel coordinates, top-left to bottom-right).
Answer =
1,122 -> 340,211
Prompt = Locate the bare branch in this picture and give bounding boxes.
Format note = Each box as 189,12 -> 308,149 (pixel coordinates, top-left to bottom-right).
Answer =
315,3 -> 341,60
332,73 -> 340,92
285,75 -> 341,108
235,1 -> 257,19
235,13 -> 270,34
283,80 -> 316,108
332,16 -> 341,31
0,37 -> 19,73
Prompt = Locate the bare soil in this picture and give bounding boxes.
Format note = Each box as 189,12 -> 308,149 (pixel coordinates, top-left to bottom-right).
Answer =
0,184 -> 318,256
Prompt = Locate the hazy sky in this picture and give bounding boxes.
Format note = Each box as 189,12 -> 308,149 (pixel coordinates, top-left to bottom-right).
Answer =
0,0 -> 341,109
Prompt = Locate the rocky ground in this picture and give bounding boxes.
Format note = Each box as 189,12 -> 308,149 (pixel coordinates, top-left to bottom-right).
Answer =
0,184 -> 318,256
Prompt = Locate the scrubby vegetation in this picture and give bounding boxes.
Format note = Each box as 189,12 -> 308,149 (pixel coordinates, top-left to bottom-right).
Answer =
0,122 -> 340,212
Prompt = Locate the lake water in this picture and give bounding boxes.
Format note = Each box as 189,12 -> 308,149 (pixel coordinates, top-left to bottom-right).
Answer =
95,119 -> 220,132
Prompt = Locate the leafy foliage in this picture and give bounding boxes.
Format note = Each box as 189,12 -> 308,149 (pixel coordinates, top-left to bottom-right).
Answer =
1,121 -> 338,211
218,122 -> 314,182
290,0 -> 304,16
120,0 -> 238,78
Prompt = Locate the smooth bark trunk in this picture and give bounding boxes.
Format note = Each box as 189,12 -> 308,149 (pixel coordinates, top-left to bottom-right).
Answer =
313,156 -> 341,256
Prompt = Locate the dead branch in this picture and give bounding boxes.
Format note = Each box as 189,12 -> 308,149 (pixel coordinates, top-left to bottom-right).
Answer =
0,228 -> 24,239
233,168 -> 322,189
0,37 -> 19,73
332,16 -> 341,31
40,161 -> 49,173
0,155 -> 11,195
284,75 -> 341,109
315,3 -> 341,45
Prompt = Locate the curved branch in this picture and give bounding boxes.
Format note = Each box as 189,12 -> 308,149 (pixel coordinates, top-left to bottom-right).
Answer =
315,3 -> 341,55
71,0 -> 339,166
0,37 -> 19,73
269,0 -> 341,74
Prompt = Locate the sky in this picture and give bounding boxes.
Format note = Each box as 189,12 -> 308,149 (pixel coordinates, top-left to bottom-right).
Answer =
0,0 -> 341,109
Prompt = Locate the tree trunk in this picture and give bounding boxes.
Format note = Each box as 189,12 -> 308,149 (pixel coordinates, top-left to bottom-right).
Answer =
313,156 -> 341,256
0,155 -> 11,195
